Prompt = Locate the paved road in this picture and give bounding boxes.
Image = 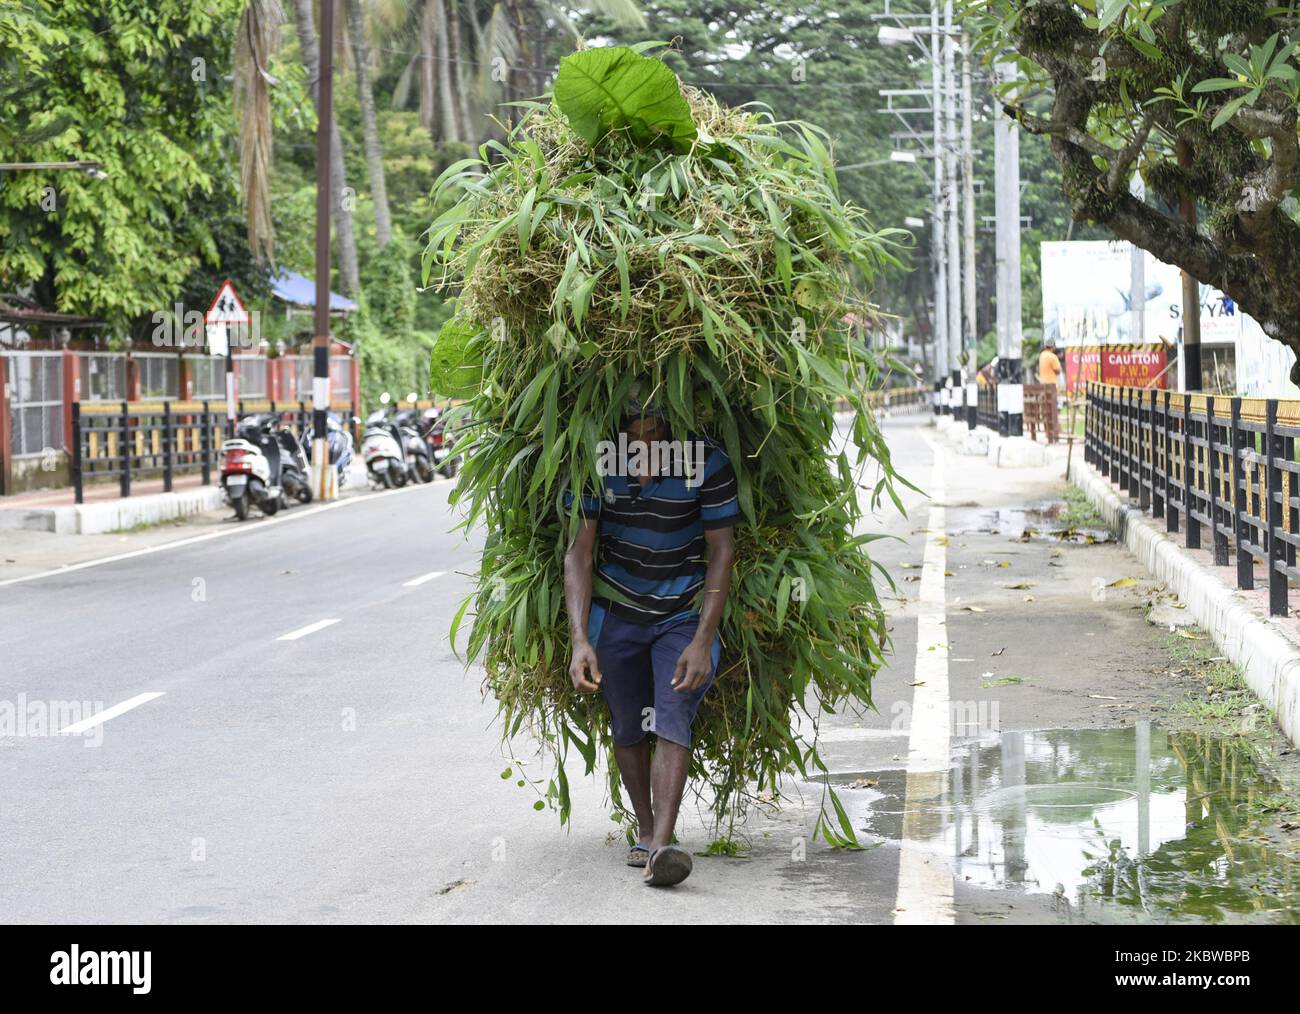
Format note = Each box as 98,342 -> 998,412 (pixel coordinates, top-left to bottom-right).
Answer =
0,417 -> 1269,923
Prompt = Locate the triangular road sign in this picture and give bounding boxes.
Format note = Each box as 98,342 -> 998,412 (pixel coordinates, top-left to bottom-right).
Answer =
205,279 -> 249,324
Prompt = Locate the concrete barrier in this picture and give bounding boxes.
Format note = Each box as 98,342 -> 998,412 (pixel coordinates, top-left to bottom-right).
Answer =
932,419 -> 1055,468
1070,456 -> 1300,748
0,486 -> 225,535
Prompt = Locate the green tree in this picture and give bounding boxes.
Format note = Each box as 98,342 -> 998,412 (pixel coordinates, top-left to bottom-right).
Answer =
968,0 -> 1300,380
0,0 -> 259,335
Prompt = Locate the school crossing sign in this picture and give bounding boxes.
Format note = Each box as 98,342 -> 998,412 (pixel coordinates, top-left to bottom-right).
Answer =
204,280 -> 249,357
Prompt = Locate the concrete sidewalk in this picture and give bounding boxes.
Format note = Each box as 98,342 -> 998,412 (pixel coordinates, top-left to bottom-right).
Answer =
0,462 -> 375,535
1071,454 -> 1300,748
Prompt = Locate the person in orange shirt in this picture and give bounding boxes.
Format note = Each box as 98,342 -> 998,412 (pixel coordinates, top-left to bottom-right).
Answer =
1039,339 -> 1063,388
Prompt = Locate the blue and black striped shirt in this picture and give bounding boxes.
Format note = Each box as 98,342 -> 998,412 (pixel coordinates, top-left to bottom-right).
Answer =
567,438 -> 741,624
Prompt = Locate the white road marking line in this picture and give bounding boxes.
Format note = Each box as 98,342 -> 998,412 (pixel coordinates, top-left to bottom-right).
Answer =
894,431 -> 955,926
402,569 -> 446,587
276,618 -> 340,641
0,481 -> 442,590
58,692 -> 165,735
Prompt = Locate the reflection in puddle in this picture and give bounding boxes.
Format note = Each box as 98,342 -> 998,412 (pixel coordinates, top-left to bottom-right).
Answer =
857,725 -> 1300,923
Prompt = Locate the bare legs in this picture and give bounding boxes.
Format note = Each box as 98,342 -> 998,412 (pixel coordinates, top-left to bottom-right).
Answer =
615,739 -> 691,850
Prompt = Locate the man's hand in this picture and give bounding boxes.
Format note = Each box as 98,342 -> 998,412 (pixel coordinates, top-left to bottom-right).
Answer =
672,636 -> 713,693
569,640 -> 602,693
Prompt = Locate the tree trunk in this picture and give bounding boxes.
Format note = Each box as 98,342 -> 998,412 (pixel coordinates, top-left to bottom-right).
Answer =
292,0 -> 360,296
345,0 -> 392,249
447,0 -> 474,142
429,0 -> 461,144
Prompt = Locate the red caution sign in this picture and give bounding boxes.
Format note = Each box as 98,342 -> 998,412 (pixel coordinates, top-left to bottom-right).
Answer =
1066,344 -> 1168,392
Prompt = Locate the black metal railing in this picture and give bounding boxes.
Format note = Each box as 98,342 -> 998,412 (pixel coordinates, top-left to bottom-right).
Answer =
1085,382 -> 1297,616
70,399 -> 348,505
976,381 -> 998,431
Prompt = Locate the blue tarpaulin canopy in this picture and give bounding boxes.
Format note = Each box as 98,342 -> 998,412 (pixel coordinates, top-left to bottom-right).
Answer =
270,269 -> 358,313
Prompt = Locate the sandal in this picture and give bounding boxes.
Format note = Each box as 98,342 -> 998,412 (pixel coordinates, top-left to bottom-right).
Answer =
627,844 -> 651,868
643,845 -> 693,887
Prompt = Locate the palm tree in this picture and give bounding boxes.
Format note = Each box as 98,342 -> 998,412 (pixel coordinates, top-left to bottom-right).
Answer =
291,0 -> 361,296
387,1 -> 645,146
234,0 -> 283,262
345,0 -> 393,248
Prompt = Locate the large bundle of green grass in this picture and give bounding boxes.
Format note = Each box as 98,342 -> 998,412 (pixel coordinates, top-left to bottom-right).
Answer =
425,46 -> 905,844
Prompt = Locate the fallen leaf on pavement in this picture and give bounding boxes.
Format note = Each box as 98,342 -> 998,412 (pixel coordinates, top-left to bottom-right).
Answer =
982,676 -> 1025,688
1108,577 -> 1139,588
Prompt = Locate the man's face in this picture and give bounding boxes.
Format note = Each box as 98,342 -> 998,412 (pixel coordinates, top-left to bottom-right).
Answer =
624,414 -> 668,445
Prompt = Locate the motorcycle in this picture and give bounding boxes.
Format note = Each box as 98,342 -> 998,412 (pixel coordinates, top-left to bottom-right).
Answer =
302,411 -> 355,491
220,414 -> 285,520
273,418 -> 313,505
393,406 -> 436,484
419,405 -> 461,479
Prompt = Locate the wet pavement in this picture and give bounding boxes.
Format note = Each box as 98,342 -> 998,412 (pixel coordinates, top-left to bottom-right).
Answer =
837,725 -> 1300,924
800,417 -> 1300,925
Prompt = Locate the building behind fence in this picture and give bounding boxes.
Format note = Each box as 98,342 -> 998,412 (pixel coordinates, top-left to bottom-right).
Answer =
0,342 -> 358,496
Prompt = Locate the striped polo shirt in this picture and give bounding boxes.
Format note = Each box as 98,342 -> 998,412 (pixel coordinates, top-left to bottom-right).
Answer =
568,437 -> 741,624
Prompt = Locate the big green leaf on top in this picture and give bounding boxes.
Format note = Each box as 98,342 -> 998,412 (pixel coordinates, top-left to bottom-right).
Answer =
553,46 -> 697,153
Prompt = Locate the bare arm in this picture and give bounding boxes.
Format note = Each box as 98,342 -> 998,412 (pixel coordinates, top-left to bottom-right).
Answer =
563,519 -> 601,692
672,525 -> 735,692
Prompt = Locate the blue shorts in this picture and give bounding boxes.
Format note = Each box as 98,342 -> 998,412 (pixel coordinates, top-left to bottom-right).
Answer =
588,601 -> 721,748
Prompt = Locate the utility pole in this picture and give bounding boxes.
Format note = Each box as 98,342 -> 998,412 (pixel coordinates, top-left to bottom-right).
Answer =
1129,175 -> 1145,347
312,0 -> 337,500
994,61 -> 1023,436
960,30 -> 977,429
943,1 -> 962,417
930,1 -> 947,414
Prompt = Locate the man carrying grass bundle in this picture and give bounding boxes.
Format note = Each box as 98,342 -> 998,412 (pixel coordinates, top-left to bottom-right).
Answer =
563,399 -> 739,887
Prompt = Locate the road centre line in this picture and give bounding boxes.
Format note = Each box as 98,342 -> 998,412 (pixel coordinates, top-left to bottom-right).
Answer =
276,618 -> 341,641
58,692 -> 165,735
402,569 -> 447,587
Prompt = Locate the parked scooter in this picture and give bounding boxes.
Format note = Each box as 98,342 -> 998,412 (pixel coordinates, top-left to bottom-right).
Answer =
362,400 -> 408,488
418,404 -> 461,478
302,411 -> 355,490
220,415 -> 284,520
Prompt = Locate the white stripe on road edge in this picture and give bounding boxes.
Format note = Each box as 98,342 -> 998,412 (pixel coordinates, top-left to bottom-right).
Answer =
402,569 -> 446,588
58,692 -> 165,735
0,480 -> 445,590
893,432 -> 955,926
276,618 -> 340,641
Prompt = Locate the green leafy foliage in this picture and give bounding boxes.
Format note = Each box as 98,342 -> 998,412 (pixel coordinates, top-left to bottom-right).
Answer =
427,313 -> 485,399
425,55 -> 907,843
0,0 -> 265,336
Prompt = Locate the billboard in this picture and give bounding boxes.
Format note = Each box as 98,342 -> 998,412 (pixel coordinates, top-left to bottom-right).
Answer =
1041,240 -> 1242,390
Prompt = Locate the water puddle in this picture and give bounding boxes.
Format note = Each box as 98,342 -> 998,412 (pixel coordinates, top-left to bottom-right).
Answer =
946,502 -> 1112,544
842,725 -> 1300,923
